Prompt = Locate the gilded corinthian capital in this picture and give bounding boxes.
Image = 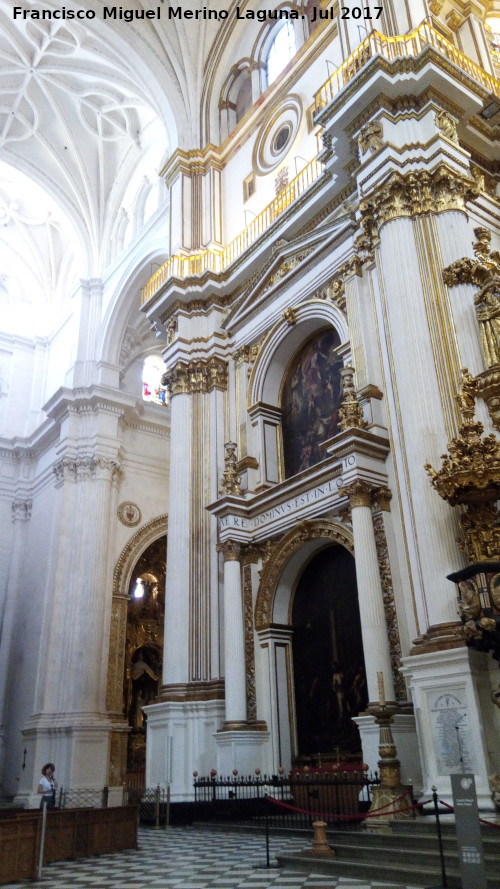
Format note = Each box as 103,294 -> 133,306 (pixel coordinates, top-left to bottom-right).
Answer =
216,539 -> 242,562
162,357 -> 228,397
340,479 -> 373,508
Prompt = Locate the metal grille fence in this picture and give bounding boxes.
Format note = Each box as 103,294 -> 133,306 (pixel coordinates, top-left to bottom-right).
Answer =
193,770 -> 378,831
58,786 -> 109,809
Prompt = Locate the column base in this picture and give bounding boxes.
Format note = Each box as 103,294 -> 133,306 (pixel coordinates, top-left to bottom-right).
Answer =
401,647 -> 497,809
213,729 -> 271,776
144,698 -> 225,801
17,714 -> 112,808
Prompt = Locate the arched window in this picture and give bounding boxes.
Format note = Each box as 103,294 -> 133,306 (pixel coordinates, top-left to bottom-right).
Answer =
142,355 -> 167,405
266,21 -> 297,86
281,329 -> 343,478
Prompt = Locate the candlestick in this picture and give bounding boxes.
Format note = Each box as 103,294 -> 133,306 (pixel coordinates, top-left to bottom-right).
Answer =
377,671 -> 386,706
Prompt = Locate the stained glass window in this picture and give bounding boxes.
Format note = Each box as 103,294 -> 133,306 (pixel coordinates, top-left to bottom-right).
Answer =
142,355 -> 167,405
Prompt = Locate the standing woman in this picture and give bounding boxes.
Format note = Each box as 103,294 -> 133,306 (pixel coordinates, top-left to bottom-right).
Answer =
37,763 -> 57,809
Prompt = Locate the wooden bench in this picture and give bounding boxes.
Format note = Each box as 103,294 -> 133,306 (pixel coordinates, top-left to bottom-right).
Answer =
0,805 -> 138,884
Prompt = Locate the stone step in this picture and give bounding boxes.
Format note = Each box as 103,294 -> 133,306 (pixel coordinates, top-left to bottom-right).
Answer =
277,820 -> 500,889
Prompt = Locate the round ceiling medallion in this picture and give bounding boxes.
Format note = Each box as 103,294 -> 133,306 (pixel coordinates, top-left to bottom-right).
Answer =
253,95 -> 303,175
118,501 -> 142,527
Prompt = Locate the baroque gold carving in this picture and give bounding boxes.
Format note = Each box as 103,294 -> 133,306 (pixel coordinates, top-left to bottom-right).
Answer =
255,519 -> 354,631
162,357 -> 228,397
425,370 -> 500,562
233,343 -> 260,366
435,110 -> 458,143
443,228 -> 500,371
166,316 -> 178,344
219,441 -> 243,497
340,479 -> 373,508
357,166 -> 477,256
358,120 -> 384,155
338,366 -> 368,431
282,307 -> 298,326
373,512 -> 405,701
243,564 -> 257,722
217,539 -> 242,561
314,278 -> 347,313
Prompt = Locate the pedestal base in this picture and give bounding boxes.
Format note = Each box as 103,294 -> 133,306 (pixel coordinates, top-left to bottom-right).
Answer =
214,729 -> 271,776
401,647 -> 497,809
145,698 -> 225,801
17,715 -> 112,808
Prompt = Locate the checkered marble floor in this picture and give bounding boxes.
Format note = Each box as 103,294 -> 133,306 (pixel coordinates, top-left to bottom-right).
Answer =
5,826 -> 422,889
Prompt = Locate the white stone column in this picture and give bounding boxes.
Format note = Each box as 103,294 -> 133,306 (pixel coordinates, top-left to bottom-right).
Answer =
0,498 -> 32,793
219,540 -> 247,728
343,480 -> 395,705
162,390 -> 191,687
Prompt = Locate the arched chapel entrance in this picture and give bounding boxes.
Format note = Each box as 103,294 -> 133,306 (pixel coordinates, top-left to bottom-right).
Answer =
292,545 -> 367,761
255,519 -> 366,770
107,515 -> 167,787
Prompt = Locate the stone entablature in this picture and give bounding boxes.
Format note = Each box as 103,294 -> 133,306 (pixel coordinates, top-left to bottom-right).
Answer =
209,426 -> 390,542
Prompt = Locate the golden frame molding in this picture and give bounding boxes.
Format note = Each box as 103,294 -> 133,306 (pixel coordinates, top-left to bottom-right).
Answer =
106,514 -> 168,784
254,518 -> 354,631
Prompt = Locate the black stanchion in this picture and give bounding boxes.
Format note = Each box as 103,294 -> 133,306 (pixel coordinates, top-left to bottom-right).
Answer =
265,792 -> 270,868
254,791 -> 281,870
426,786 -> 448,889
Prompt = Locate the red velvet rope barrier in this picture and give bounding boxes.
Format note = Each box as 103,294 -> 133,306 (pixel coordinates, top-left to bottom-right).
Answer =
266,793 -> 431,821
439,797 -> 500,829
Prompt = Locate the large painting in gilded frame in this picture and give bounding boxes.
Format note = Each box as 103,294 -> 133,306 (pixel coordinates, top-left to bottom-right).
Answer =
281,328 -> 343,478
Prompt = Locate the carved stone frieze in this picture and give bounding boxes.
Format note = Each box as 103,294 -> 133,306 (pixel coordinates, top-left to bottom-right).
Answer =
162,357 -> 228,397
53,455 -> 121,487
11,499 -> 32,522
255,519 -> 354,630
372,513 -> 405,701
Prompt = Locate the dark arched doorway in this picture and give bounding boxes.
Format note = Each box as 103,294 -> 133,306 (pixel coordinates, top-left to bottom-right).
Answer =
292,545 -> 367,761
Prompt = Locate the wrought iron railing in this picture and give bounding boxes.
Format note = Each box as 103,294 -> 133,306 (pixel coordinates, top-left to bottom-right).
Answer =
192,769 -> 378,831
58,786 -> 109,809
313,20 -> 500,112
140,157 -> 323,303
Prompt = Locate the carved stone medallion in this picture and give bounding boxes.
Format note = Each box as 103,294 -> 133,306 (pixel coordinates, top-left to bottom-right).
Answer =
117,501 -> 142,527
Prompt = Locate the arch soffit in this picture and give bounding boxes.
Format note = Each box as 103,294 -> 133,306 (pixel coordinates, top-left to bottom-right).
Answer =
98,249 -> 170,366
248,299 -> 349,409
113,514 -> 168,598
255,518 -> 354,632
220,58 -> 253,104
